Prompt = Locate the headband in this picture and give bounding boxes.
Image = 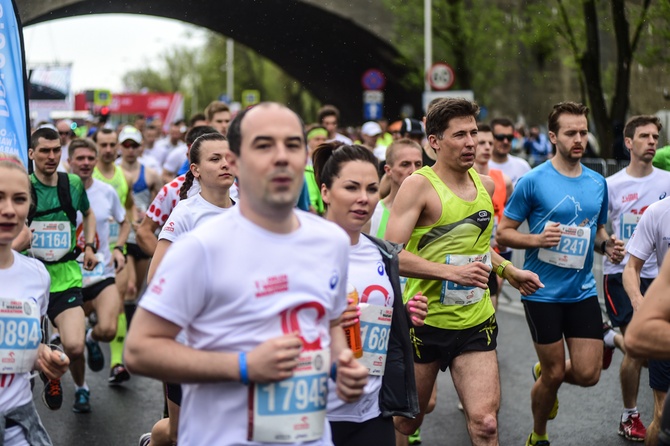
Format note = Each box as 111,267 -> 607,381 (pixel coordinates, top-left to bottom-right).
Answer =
307,128 -> 328,140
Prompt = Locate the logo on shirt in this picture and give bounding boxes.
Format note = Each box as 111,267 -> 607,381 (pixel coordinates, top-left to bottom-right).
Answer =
329,270 -> 339,290
361,284 -> 392,307
2,352 -> 15,364
164,221 -> 175,233
661,192 -> 667,200
294,416 -> 310,431
150,278 -> 166,295
255,274 -> 289,297
622,193 -> 638,203
376,261 -> 384,276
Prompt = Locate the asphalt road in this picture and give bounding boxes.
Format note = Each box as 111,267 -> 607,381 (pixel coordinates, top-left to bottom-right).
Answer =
34,286 -> 655,445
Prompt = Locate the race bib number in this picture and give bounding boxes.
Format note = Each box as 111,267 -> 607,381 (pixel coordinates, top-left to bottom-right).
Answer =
109,218 -> 120,245
359,303 -> 393,376
78,253 -> 106,288
250,349 -> 329,443
0,298 -> 41,374
538,222 -> 590,269
29,221 -> 72,261
620,213 -> 641,244
440,254 -> 491,305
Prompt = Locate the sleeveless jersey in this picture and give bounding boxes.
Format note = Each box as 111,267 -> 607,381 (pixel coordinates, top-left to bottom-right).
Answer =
403,167 -> 494,330
93,165 -> 129,207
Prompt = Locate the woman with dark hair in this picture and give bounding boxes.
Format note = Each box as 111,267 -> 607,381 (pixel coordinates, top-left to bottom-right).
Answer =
313,143 -> 426,446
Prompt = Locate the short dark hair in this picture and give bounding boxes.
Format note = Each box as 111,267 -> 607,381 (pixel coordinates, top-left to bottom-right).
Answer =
68,138 -> 97,158
30,127 -> 59,149
478,124 -> 492,133
312,143 -> 379,191
92,127 -> 116,143
624,115 -> 662,139
490,117 -> 514,130
317,105 -> 340,124
188,113 -> 207,128
186,125 -> 218,146
425,98 -> 479,139
547,102 -> 589,134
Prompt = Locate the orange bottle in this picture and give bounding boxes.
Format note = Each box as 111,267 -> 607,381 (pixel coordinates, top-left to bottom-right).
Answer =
344,283 -> 363,358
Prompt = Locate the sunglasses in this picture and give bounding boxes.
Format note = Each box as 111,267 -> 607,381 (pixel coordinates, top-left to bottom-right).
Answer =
121,141 -> 141,149
493,134 -> 514,142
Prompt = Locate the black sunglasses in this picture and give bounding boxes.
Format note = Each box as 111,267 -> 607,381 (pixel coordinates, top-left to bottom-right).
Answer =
493,134 -> 514,142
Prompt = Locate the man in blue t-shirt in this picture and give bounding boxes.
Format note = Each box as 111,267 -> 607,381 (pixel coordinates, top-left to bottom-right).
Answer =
498,102 -> 625,446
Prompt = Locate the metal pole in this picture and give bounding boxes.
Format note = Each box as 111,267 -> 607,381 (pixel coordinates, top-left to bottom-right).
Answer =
226,38 -> 234,101
424,0 -> 432,92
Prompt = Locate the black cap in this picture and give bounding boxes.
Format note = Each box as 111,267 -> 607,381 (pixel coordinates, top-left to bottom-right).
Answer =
401,118 -> 424,136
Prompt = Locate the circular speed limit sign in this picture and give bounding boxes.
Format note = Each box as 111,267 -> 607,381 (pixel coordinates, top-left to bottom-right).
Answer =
427,63 -> 455,91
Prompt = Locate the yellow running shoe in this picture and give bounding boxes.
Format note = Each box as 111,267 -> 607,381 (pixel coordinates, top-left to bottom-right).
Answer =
526,433 -> 551,445
532,362 -> 559,420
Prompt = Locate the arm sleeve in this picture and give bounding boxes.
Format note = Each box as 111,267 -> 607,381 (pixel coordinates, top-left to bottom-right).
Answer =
158,202 -> 192,242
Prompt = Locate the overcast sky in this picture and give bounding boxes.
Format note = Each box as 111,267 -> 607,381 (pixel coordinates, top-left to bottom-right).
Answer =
23,14 -> 207,93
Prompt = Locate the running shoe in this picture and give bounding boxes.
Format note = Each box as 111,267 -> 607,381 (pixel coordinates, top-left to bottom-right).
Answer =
532,362 -> 558,420
41,374 -> 63,410
619,412 -> 646,441
408,428 -> 421,445
602,322 -> 616,370
85,329 -> 105,372
525,433 -> 550,445
138,433 -> 151,446
109,363 -> 131,386
72,388 -> 91,413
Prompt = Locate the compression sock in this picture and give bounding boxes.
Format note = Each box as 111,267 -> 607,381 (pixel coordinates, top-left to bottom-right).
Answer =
109,313 -> 127,366
124,301 -> 137,327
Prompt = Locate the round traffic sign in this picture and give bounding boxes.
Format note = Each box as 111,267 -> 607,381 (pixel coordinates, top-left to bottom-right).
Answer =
427,63 -> 455,91
361,69 -> 386,91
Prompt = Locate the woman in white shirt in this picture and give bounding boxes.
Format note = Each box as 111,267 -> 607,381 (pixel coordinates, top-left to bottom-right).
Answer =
141,133 -> 235,446
313,143 -> 427,446
0,154 -> 70,445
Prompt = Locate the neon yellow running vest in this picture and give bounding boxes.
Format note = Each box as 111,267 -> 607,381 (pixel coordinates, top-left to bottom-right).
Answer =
93,165 -> 128,206
403,166 -> 495,330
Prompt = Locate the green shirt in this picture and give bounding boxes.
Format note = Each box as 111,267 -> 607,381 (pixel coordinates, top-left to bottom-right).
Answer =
30,173 -> 90,293
93,165 -> 129,207
403,167 -> 495,330
304,165 -> 324,215
653,146 -> 670,172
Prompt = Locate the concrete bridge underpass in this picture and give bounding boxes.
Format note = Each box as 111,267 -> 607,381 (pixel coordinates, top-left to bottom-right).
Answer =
19,0 -> 423,123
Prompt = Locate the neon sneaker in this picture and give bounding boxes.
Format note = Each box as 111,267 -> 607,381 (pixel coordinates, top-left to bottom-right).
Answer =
408,428 -> 422,445
526,433 -> 551,445
138,433 -> 151,446
72,388 -> 91,413
619,412 -> 646,441
41,375 -> 63,410
602,322 -> 616,370
109,363 -> 131,386
85,329 -> 105,372
532,362 -> 558,420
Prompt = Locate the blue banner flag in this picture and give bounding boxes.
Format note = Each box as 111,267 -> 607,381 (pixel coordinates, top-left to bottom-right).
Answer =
0,0 -> 29,168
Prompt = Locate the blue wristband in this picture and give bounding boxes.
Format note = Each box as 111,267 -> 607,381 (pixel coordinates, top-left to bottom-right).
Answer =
239,352 -> 250,385
330,362 -> 337,381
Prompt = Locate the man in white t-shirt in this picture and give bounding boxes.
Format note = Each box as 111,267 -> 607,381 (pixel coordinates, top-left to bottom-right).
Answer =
69,138 -> 131,413
622,191 -> 670,445
126,102 -> 368,445
159,120 -> 188,184
489,117 -> 531,185
602,115 -> 670,442
318,104 -> 353,144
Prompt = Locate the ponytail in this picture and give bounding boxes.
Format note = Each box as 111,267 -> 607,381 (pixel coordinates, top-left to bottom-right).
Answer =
179,170 -> 195,200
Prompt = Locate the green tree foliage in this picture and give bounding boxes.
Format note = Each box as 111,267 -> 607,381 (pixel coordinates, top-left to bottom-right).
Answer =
382,0 -> 517,106
121,31 -> 321,121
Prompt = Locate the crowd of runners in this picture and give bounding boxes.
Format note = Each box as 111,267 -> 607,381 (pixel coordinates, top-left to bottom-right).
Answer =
3,96 -> 670,446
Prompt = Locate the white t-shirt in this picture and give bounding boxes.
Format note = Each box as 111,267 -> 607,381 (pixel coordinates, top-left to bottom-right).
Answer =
158,193 -> 233,242
604,167 -> 670,276
143,144 -> 170,167
139,154 -> 162,172
627,197 -> 670,270
75,180 -> 126,284
162,146 -> 188,175
329,133 -> 353,145
0,252 -> 49,424
489,155 -> 531,185
140,207 -> 350,445
327,236 -> 393,423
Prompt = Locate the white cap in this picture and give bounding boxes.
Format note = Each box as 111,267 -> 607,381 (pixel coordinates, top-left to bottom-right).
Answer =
361,121 -> 382,137
118,126 -> 142,144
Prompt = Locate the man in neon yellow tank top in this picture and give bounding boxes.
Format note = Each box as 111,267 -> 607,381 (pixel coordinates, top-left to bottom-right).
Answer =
387,98 -> 543,446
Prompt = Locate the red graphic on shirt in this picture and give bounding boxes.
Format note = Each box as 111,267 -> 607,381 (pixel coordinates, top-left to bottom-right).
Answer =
622,193 -> 639,203
360,284 -> 392,306
627,206 -> 650,215
255,275 -> 289,297
76,223 -> 99,251
280,302 -> 326,351
0,374 -> 15,388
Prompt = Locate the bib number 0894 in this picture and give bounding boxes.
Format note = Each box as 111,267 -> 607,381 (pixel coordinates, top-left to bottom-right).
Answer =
0,318 -> 41,349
